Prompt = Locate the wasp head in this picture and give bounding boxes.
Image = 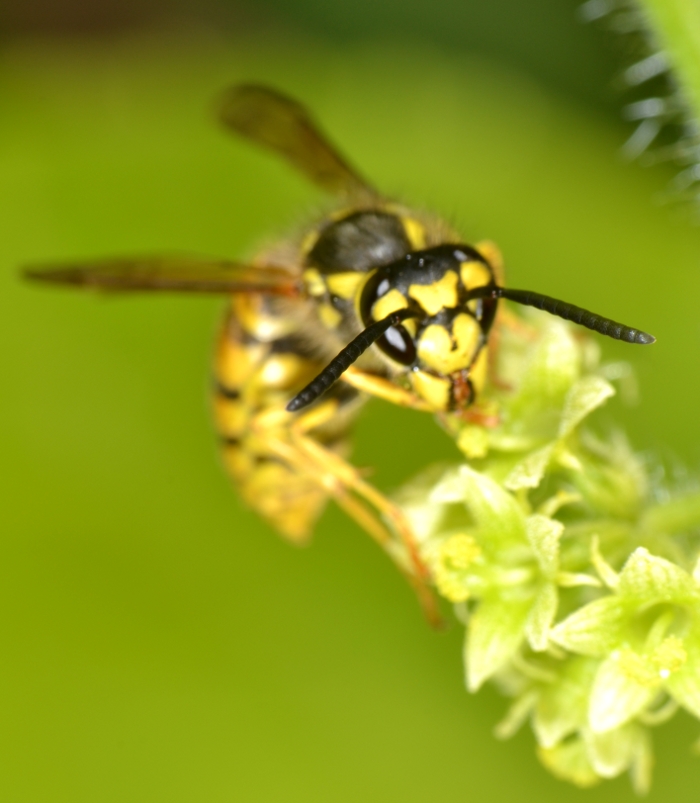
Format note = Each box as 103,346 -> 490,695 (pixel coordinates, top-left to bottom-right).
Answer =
358,245 -> 498,411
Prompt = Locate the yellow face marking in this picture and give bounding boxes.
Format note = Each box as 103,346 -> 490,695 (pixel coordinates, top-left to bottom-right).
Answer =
258,353 -> 308,390
408,271 -> 458,316
319,302 -> 343,329
452,313 -> 482,361
372,288 -> 409,321
402,318 -> 417,337
417,325 -> 451,373
302,267 -> 327,297
410,370 -> 451,411
460,260 -> 492,291
468,347 -> 489,396
326,271 -> 364,300
401,217 -> 427,250
417,314 -> 480,375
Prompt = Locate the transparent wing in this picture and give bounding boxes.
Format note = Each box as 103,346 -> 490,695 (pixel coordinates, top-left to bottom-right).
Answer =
23,256 -> 300,295
219,84 -> 379,200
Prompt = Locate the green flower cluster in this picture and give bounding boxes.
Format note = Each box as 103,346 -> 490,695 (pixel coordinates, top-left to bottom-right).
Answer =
396,313 -> 700,791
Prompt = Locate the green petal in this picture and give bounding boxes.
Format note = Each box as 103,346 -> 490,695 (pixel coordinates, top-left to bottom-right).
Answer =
393,463 -> 452,541
537,739 -> 600,788
558,376 -> 615,440
525,514 -> 564,577
504,444 -> 555,491
455,465 -> 528,552
465,595 -> 532,691
550,596 -> 627,657
428,467 -> 467,504
630,728 -> 654,796
589,651 -> 659,733
510,322 -> 580,424
590,535 -> 620,590
618,547 -> 697,603
665,671 -> 700,719
457,424 -> 490,459
534,657 -> 597,748
526,582 -> 559,651
584,722 -> 645,779
494,690 -> 538,740
666,630 -> 700,719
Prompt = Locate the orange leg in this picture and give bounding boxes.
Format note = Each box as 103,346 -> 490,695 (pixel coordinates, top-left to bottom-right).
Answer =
251,399 -> 443,628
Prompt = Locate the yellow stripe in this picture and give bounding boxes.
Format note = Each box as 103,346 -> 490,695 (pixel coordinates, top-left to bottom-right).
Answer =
300,228 -> 321,256
214,396 -> 249,439
319,302 -> 343,329
217,339 -> 266,388
303,267 -> 327,297
258,353 -> 309,390
326,271 -> 364,300
236,294 -> 296,340
221,443 -> 254,480
401,217 -> 427,249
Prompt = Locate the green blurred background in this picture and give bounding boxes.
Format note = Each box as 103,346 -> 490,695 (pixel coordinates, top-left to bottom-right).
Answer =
2,0 -> 700,800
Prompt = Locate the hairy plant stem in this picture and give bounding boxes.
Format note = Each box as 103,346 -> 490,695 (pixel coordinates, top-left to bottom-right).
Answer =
636,0 -> 700,130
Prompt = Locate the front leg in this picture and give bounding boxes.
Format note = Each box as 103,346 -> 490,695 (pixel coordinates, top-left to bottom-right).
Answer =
257,399 -> 444,628
340,365 -> 432,411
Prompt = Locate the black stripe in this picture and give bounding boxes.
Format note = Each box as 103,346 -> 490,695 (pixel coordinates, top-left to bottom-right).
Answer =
215,381 -> 241,400
219,434 -> 241,447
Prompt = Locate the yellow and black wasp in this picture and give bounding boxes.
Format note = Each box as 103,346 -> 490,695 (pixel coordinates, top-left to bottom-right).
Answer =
25,84 -> 654,625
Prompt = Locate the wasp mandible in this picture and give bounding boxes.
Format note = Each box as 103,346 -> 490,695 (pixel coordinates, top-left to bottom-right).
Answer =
25,85 -> 654,626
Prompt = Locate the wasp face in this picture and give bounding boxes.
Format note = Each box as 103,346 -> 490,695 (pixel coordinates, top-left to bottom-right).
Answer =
359,245 -> 498,411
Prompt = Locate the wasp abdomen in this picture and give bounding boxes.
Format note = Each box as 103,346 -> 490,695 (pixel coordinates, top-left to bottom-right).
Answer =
213,293 -> 362,543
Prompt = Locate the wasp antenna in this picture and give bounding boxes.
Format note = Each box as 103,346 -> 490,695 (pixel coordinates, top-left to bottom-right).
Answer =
287,310 -> 413,412
480,287 -> 655,345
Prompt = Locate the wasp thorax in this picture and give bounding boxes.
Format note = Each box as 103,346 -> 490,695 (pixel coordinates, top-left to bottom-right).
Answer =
359,245 -> 498,411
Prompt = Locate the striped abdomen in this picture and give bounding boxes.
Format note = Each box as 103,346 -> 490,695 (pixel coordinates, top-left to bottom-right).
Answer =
213,292 -> 363,543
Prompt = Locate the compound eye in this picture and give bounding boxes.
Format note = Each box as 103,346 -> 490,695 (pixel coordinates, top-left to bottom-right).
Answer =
378,323 -> 416,365
359,266 -> 417,365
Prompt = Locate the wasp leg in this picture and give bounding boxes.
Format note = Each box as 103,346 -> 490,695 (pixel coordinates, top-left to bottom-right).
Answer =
253,399 -> 443,627
287,405 -> 443,628
340,365 -> 433,411
309,479 -> 443,629
270,431 -> 443,628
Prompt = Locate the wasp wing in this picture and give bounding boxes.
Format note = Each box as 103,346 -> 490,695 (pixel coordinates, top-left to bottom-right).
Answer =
219,84 -> 379,201
23,257 -> 299,295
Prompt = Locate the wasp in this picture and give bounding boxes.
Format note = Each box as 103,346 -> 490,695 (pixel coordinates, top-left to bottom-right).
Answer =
25,84 -> 654,625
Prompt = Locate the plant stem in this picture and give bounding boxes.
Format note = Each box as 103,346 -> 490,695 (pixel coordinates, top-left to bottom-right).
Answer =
637,0 -> 700,131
